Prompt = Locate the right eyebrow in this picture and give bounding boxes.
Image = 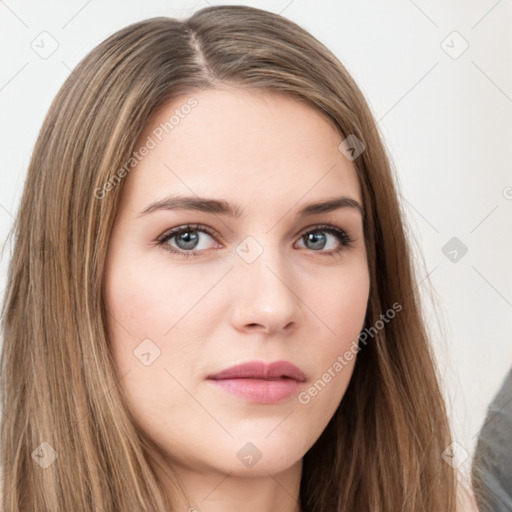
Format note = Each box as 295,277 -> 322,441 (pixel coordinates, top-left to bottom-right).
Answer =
138,195 -> 243,218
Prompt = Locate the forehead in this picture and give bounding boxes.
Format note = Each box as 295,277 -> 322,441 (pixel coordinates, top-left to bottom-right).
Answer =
120,86 -> 362,216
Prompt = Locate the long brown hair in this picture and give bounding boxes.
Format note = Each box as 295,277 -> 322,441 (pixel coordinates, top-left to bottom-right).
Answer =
1,5 -> 459,511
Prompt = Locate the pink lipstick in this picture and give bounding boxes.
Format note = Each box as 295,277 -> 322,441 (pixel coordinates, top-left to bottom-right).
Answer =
207,360 -> 306,404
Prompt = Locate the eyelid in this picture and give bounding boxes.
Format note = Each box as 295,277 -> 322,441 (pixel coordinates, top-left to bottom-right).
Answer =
296,223 -> 354,250
155,223 -> 218,245
155,222 -> 354,257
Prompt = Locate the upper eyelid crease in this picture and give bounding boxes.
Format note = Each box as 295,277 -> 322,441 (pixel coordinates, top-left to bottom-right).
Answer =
157,222 -> 353,241
156,223 -> 355,254
138,195 -> 364,219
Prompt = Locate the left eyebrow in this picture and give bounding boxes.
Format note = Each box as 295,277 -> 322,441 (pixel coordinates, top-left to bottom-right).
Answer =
297,196 -> 364,218
137,194 -> 364,218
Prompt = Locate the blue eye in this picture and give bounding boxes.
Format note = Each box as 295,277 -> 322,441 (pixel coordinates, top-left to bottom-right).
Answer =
297,226 -> 353,253
156,224 -> 216,257
156,223 -> 354,259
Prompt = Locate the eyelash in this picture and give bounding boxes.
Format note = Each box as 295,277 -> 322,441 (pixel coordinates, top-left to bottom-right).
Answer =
155,223 -> 354,259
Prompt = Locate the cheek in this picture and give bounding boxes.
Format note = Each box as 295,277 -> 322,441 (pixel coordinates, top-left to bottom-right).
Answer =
104,254 -> 223,342
310,260 -> 370,344
301,262 -> 369,398
102,254 -> 229,410
102,257 -> 209,441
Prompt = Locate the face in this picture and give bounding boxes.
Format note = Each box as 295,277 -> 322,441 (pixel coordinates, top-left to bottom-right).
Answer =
103,86 -> 370,480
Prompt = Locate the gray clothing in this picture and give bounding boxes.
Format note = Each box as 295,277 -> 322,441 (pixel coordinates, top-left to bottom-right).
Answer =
472,369 -> 512,511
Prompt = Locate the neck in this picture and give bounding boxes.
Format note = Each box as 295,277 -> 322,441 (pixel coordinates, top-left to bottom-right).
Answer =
151,453 -> 304,512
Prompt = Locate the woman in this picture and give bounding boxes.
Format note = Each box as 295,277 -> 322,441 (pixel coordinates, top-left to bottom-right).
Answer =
1,5 -> 468,511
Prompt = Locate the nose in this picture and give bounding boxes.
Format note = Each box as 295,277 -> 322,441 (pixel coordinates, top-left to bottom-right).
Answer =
229,244 -> 302,335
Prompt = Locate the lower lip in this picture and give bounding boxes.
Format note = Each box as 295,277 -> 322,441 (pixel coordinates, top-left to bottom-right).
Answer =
207,378 -> 303,404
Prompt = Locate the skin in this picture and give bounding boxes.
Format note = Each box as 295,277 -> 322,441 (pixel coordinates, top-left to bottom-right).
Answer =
103,86 -> 370,512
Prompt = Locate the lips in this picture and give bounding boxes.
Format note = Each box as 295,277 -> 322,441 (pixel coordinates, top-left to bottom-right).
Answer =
206,360 -> 306,404
207,360 -> 307,382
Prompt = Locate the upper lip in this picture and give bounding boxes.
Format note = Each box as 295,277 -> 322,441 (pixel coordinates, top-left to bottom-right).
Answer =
207,360 -> 307,382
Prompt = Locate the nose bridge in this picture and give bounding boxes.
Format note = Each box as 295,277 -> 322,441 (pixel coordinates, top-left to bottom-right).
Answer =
235,234 -> 289,289
230,235 -> 300,332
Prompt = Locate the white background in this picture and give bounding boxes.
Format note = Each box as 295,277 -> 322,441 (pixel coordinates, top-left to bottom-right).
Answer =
1,0 -> 511,477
